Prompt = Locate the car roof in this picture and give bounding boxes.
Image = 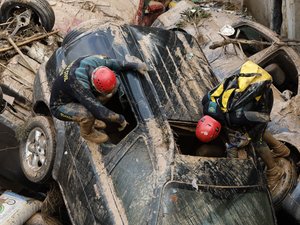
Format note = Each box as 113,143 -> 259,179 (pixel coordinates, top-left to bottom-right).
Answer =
56,24 -> 219,122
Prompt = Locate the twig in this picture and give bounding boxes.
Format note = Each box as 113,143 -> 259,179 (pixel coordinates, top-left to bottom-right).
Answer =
0,146 -> 19,151
209,38 -> 300,50
0,30 -> 59,53
0,61 -> 26,80
7,37 -> 36,72
0,21 -> 13,26
97,8 -> 123,20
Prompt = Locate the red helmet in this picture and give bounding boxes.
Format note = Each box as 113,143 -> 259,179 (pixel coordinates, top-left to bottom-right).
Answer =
91,66 -> 117,94
195,115 -> 221,143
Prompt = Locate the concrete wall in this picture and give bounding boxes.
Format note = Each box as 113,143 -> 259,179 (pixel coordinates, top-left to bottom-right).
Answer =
281,0 -> 300,40
244,0 -> 300,40
215,0 -> 300,40
216,0 -> 273,28
244,0 -> 273,28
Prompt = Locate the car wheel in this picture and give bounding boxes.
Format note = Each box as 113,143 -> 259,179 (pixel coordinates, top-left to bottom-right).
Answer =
19,116 -> 56,183
0,0 -> 55,32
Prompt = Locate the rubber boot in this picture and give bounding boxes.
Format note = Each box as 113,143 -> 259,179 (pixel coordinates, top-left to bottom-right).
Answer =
266,165 -> 284,195
256,145 -> 284,194
256,144 -> 277,169
94,120 -> 106,130
263,131 -> 290,158
79,117 -> 108,144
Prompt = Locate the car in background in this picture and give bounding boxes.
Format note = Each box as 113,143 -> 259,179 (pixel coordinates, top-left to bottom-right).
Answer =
153,0 -> 300,222
18,22 -> 278,224
0,0 -> 55,193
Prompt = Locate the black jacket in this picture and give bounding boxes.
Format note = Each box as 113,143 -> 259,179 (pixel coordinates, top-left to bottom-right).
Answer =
50,55 -> 140,124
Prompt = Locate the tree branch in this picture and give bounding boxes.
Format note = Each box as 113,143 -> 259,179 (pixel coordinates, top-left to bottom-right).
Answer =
209,38 -> 300,50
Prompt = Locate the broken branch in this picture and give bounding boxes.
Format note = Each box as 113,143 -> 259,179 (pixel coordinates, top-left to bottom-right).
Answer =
0,29 -> 59,53
7,37 -> 36,73
209,38 -> 300,50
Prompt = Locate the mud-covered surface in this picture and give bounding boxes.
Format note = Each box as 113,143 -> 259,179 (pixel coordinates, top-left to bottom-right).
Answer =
154,0 -> 300,152
174,154 -> 260,186
127,26 -> 218,121
269,94 -> 300,150
0,0 -> 299,224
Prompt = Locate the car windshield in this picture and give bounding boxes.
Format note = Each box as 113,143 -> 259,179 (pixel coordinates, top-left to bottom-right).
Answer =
159,182 -> 275,225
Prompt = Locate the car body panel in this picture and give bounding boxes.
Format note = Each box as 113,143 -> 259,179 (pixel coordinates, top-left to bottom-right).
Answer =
33,24 -> 277,225
153,1 -> 300,222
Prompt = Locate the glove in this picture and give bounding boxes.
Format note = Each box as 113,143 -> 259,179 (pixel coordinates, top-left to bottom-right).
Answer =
118,120 -> 129,131
137,63 -> 148,75
228,131 -> 250,148
136,63 -> 148,75
125,55 -> 148,75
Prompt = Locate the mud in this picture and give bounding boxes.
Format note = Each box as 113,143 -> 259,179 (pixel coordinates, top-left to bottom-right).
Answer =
51,0 -> 139,36
87,141 -> 128,224
0,0 -> 299,224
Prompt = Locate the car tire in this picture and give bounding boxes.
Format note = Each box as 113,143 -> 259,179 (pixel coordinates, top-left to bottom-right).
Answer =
19,116 -> 56,183
0,0 -> 55,32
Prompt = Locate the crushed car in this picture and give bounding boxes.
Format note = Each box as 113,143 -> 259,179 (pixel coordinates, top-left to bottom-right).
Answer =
0,0 -> 56,128
0,0 -> 56,191
153,0 -> 300,222
17,21 -> 280,224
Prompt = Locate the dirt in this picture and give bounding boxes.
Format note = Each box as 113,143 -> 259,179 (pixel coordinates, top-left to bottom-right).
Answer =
50,0 -> 139,36
0,0 -> 299,224
87,141 -> 128,224
271,93 -> 300,149
146,119 -> 171,175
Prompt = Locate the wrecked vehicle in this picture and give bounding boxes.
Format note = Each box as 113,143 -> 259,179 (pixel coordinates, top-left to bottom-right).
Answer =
0,0 -> 55,34
153,0 -> 300,222
0,0 -> 56,127
17,22 -> 280,224
0,0 -> 56,191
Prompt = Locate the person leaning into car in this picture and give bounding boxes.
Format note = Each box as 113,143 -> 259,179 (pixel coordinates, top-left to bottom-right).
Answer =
195,61 -> 290,197
50,54 -> 147,145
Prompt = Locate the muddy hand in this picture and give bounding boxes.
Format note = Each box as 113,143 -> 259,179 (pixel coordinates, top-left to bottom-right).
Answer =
118,120 -> 129,131
137,63 -> 148,75
126,55 -> 142,64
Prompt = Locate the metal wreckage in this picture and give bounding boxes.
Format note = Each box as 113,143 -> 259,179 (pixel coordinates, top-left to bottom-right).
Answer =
0,0 -> 300,224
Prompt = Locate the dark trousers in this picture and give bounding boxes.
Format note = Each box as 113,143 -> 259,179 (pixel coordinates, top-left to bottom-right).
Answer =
51,103 -> 93,122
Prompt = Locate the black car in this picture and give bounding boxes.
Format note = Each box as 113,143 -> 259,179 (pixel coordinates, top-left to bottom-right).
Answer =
20,23 -> 277,224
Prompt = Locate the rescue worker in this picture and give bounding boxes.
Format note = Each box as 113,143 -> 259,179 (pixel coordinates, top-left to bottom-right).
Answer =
50,54 -> 147,144
195,61 -> 290,195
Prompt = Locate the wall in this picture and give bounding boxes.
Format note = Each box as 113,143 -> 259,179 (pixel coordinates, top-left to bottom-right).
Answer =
281,0 -> 300,40
244,0 -> 300,40
244,0 -> 273,28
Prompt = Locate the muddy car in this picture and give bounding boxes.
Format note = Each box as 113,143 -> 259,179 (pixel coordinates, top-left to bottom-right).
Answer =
0,0 -> 56,128
154,0 -> 300,220
19,23 -> 279,224
0,0 -> 55,192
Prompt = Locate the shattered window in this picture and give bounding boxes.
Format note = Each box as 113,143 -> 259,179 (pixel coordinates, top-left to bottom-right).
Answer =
159,183 -> 275,225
